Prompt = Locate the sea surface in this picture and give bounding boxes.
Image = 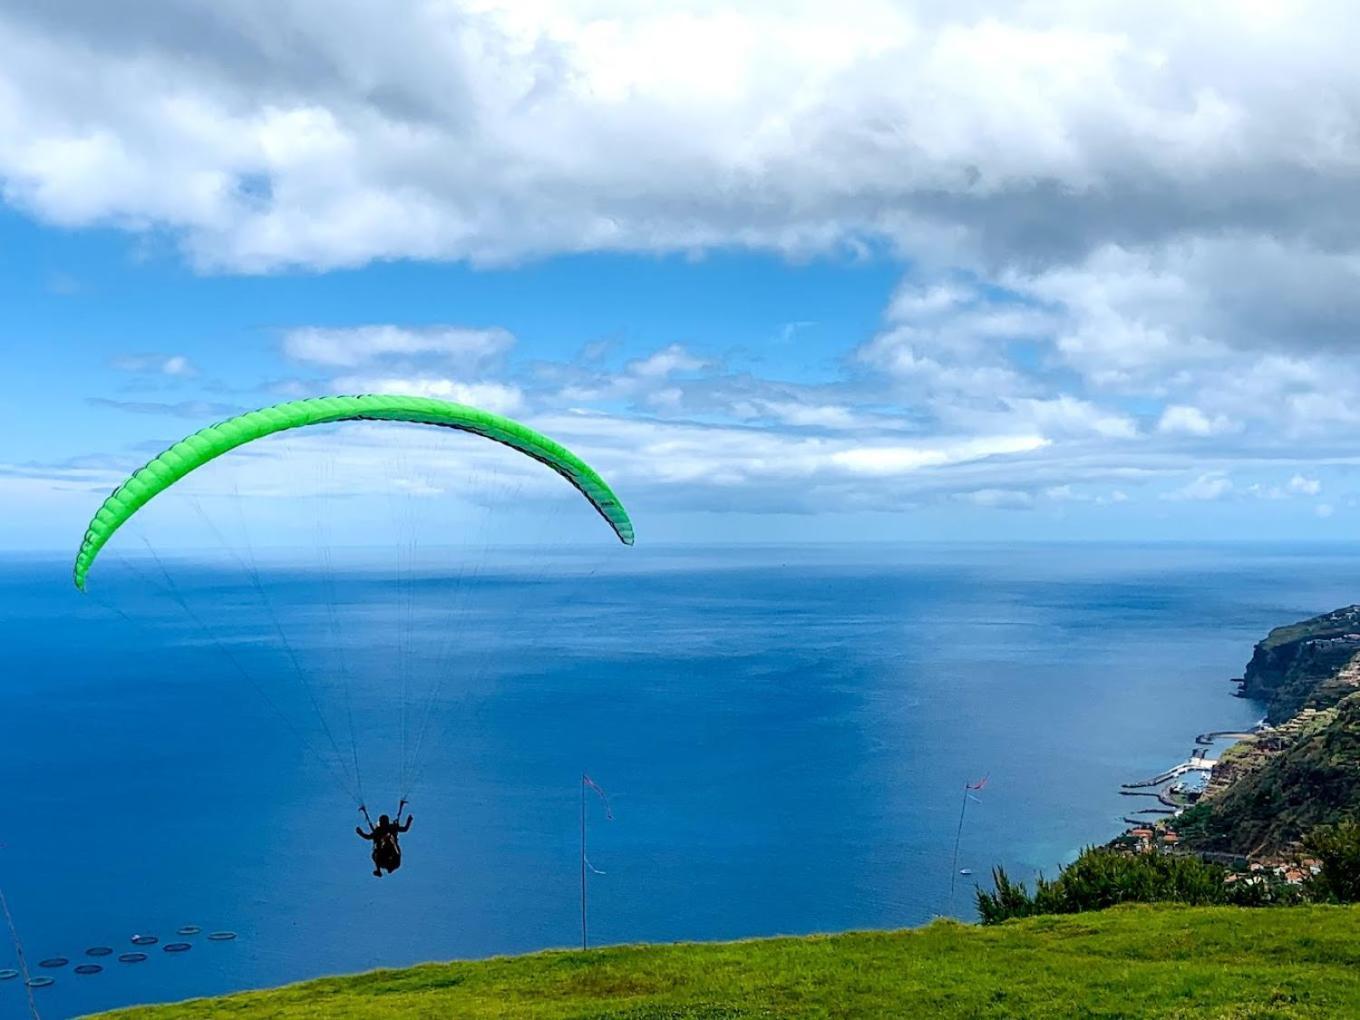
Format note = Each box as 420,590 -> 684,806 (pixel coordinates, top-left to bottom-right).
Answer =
1,542 -> 1357,1018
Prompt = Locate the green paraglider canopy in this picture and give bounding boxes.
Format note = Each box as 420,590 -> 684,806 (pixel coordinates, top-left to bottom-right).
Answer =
73,394 -> 634,590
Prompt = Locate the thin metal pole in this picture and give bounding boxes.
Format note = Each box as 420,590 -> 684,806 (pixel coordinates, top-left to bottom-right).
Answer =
580,773 -> 588,950
949,783 -> 969,916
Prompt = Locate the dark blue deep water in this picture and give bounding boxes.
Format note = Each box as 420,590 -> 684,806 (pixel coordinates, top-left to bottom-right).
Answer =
2,542 -> 1358,1018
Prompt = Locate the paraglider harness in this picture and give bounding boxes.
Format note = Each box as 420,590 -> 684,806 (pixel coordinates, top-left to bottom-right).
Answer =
358,801 -> 410,876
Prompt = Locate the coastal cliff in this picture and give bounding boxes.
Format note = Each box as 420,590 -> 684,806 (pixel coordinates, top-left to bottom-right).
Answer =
1241,605 -> 1360,722
1178,607 -> 1360,857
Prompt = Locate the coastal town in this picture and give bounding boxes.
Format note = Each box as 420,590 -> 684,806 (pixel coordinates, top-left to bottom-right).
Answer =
1109,607 -> 1360,893
1114,820 -> 1323,892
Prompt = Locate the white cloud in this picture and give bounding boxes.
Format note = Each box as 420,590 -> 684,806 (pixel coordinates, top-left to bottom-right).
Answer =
1317,503 -> 1335,518
284,326 -> 513,368
827,435 -> 1047,477
331,375 -> 524,414
728,399 -> 864,429
1164,473 -> 1233,501
527,411 -> 1051,504
112,353 -> 198,376
3,3 -> 1359,273
162,355 -> 194,376
12,2 -> 1360,536
0,460 -> 125,490
88,397 -> 239,419
1006,396 -> 1138,439
961,488 -> 1035,510
55,407 -> 1050,515
1157,405 -> 1236,437
861,278 -> 1056,393
391,476 -> 445,497
1289,473 -> 1322,496
626,344 -> 707,379
553,343 -> 715,406
857,335 -> 1025,400
1044,484 -> 1129,505
645,387 -> 685,412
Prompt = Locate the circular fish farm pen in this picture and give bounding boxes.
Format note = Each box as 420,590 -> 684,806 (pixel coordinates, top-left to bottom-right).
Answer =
0,925 -> 239,1000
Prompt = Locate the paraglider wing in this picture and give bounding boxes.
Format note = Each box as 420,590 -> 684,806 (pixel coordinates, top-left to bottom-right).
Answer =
73,394 -> 634,590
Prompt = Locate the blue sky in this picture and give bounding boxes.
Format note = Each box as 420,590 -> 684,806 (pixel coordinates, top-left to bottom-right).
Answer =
4,2 -> 1360,552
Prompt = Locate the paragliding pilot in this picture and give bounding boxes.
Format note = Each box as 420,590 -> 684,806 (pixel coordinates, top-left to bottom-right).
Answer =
356,802 -> 413,877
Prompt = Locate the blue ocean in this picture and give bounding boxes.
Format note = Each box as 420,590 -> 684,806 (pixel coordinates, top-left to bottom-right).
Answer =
1,542 -> 1357,1018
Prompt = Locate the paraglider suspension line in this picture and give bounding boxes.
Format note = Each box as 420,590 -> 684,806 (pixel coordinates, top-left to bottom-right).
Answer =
214,492 -> 365,802
0,884 -> 41,1020
136,537 -> 364,806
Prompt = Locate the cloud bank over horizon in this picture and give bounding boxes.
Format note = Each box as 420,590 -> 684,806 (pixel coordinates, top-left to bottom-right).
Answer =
3,1 -> 1359,544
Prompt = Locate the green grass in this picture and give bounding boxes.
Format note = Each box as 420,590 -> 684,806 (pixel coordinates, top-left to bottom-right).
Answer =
94,904 -> 1360,1019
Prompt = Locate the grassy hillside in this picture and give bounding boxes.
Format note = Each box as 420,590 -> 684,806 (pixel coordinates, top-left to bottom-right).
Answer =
95,904 -> 1360,1019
